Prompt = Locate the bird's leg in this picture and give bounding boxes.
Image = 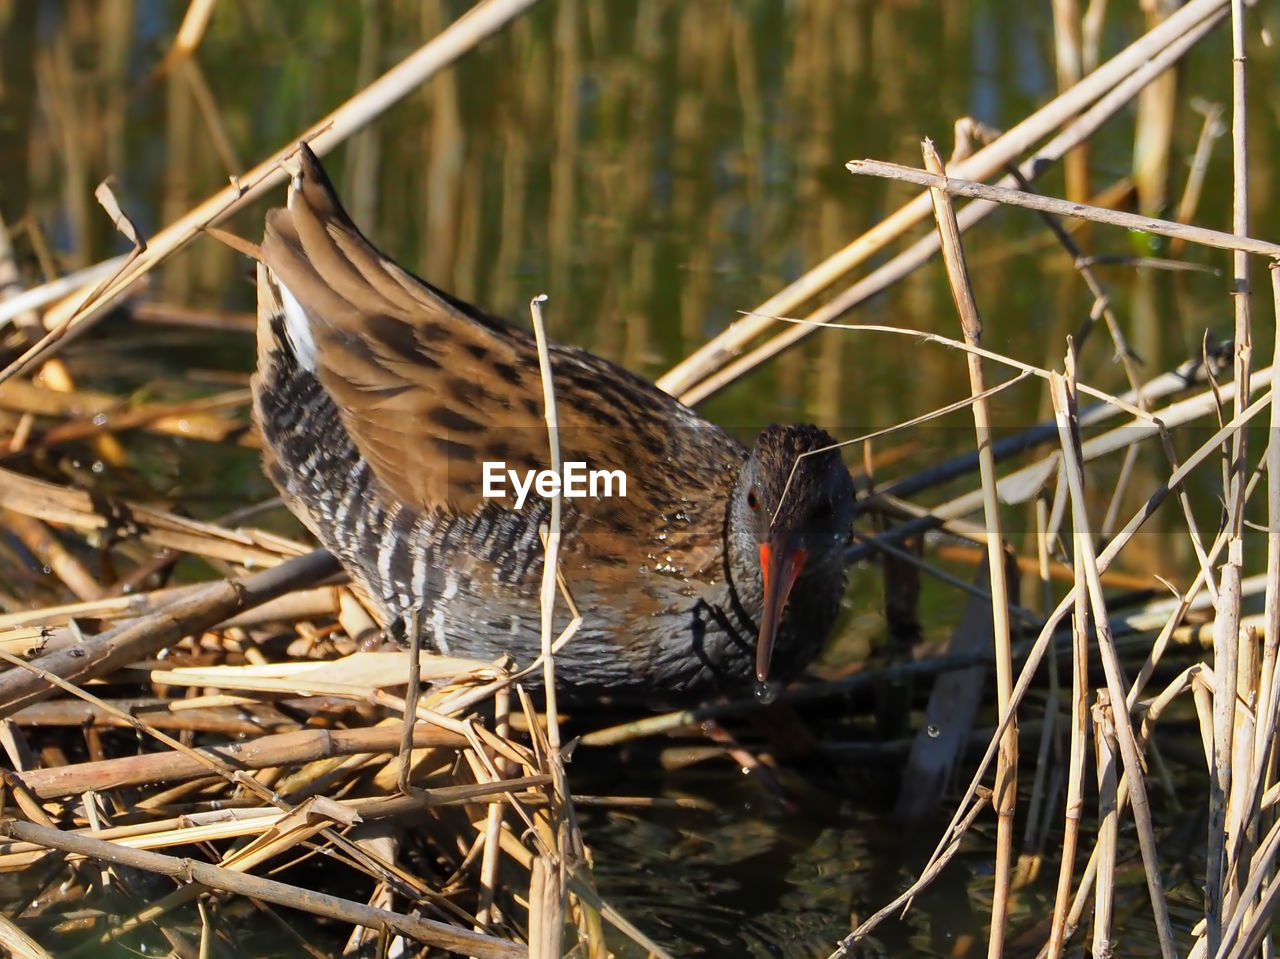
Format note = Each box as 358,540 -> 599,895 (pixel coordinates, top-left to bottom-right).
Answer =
397,606 -> 423,797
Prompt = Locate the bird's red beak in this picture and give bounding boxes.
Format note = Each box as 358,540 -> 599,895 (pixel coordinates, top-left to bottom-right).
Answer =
756,537 -> 808,682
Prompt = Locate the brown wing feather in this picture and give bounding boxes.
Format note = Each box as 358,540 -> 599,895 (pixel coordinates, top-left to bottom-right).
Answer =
259,144 -> 742,583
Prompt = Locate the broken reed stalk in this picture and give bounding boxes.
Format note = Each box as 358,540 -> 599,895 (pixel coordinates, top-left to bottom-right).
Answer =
1227,617 -> 1261,914
0,465 -> 302,567
5,698 -> 296,736
921,138 -> 1017,958
664,0 -> 1230,404
0,787 -> 549,865
22,388 -> 251,451
397,608 -> 423,797
0,912 -> 52,959
0,254 -> 130,330
0,377 -> 249,445
1173,100 -> 1227,251
528,295 -> 564,758
476,685 -> 512,935
1220,819 -> 1280,959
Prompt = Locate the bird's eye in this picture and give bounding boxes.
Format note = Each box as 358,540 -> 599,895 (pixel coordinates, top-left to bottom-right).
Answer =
747,487 -> 760,512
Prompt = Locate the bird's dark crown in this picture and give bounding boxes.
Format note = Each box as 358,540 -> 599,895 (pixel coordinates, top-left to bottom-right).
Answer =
729,424 -> 854,566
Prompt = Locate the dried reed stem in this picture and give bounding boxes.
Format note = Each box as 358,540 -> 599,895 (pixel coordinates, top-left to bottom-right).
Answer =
0,548 -> 339,717
528,293 -> 568,956
0,912 -> 53,959
1045,526 -> 1090,958
1239,262 -> 1280,959
1091,691 -> 1118,955
1206,2 -> 1254,948
1051,366 -> 1177,957
845,158 -> 1280,257
922,139 -> 1017,956
0,820 -> 526,959
0,254 -> 130,330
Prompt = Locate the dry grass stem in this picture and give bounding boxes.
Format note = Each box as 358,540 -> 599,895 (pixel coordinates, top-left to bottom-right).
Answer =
1046,529 -> 1091,958
0,820 -> 525,959
846,158 -> 1280,257
526,293 -> 578,956
922,138 -> 1018,957
1205,4 -> 1255,950
1051,366 -> 1178,957
1091,691 -> 1119,955
0,548 -> 340,716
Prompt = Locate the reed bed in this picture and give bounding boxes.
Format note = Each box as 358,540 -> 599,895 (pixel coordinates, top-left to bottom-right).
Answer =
0,0 -> 1275,956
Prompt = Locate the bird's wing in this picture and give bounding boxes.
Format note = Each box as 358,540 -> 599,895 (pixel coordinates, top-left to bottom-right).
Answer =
258,144 -> 741,580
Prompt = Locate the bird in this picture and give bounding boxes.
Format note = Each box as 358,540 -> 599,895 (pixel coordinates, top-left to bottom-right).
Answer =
250,143 -> 856,705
